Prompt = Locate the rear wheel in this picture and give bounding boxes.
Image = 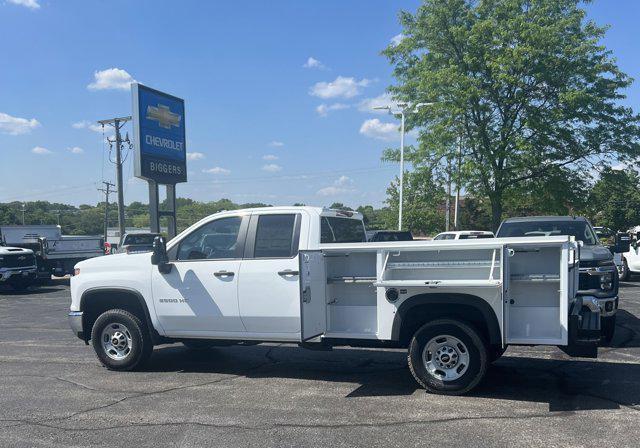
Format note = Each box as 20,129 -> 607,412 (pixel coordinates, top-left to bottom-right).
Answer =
91,309 -> 153,371
408,319 -> 488,395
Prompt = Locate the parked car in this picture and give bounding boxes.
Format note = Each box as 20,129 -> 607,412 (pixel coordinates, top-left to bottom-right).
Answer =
620,226 -> 640,281
116,232 -> 161,254
0,241 -> 37,290
594,227 -> 631,280
433,230 -> 494,240
0,225 -> 104,279
366,230 -> 413,242
497,216 -> 624,343
68,207 -> 602,395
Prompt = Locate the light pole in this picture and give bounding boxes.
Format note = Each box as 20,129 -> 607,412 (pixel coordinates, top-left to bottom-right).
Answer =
374,102 -> 435,230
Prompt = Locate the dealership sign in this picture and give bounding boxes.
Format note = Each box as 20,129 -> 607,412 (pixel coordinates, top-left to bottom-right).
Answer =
132,83 -> 187,184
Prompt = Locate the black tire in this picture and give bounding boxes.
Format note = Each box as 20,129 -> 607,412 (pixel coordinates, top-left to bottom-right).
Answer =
91,309 -> 153,371
489,345 -> 507,363
620,259 -> 630,282
601,316 -> 616,345
408,319 -> 488,395
9,278 -> 32,291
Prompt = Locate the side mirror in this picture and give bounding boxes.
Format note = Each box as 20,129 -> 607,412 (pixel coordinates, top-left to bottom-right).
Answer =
151,236 -> 172,273
614,233 -> 631,254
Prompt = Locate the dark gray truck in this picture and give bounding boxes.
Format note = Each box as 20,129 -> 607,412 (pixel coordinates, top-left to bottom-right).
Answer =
497,216 -> 621,343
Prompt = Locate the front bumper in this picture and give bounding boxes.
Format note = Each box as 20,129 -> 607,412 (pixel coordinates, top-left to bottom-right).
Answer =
68,311 -> 84,339
579,295 -> 618,317
0,266 -> 37,282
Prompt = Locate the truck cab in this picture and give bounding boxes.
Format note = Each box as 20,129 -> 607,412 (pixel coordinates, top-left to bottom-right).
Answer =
497,216 -> 619,343
69,207 -> 600,395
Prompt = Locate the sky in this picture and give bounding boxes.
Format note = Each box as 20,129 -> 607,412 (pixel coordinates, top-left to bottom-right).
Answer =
1,0 -> 639,209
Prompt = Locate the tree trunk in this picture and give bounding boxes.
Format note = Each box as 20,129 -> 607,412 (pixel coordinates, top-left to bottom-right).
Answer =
490,194 -> 503,233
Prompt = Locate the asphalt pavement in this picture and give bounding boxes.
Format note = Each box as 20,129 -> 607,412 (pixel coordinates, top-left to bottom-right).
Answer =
1,279 -> 639,447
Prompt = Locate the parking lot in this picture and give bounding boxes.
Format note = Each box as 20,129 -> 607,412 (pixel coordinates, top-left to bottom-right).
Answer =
0,281 -> 638,447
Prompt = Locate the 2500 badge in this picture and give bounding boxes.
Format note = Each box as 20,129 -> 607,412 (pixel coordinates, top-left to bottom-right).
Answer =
158,298 -> 189,303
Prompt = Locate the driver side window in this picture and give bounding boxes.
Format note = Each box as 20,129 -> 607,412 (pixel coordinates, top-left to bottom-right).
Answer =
177,216 -> 243,260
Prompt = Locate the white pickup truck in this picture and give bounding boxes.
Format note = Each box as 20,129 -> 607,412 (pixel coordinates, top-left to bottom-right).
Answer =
69,207 -> 601,395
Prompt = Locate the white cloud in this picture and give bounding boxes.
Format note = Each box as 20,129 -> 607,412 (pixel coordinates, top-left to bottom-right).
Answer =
87,68 -> 135,91
31,146 -> 52,155
316,176 -> 356,196
72,120 -> 111,134
68,146 -> 84,154
187,152 -> 205,161
316,103 -> 349,117
262,164 -> 282,172
309,76 -> 371,99
262,154 -> 278,161
202,167 -> 230,175
0,112 -> 40,135
303,57 -> 326,70
390,34 -> 405,46
268,140 -> 284,147
359,118 -> 398,141
7,0 -> 40,9
358,92 -> 399,113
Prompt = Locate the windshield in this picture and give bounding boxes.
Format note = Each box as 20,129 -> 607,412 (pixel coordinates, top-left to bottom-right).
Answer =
497,220 -> 598,245
321,217 -> 366,243
124,234 -> 157,245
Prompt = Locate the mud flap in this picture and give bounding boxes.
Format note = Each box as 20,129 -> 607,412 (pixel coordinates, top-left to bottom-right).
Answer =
560,297 -> 600,358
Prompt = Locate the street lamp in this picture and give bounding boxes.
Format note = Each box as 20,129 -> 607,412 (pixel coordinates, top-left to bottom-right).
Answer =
374,102 -> 435,230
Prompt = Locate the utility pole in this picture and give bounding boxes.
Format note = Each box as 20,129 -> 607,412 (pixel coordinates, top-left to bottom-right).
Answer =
445,158 -> 451,231
21,203 -> 26,225
453,135 -> 462,230
98,116 -> 131,246
98,181 -> 115,243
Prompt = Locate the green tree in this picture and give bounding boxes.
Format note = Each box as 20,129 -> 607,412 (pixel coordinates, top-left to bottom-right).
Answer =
384,168 -> 446,235
588,167 -> 640,231
384,0 -> 640,230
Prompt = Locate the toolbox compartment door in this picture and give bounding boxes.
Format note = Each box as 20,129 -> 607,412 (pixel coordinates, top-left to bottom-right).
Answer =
299,251 -> 327,341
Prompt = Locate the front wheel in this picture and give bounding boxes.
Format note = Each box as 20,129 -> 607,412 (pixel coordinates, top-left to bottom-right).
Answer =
601,316 -> 616,345
91,309 -> 153,371
620,259 -> 630,282
9,277 -> 32,291
408,319 -> 488,395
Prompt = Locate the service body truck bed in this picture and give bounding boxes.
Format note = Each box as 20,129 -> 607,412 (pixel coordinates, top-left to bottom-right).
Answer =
69,207 -> 600,394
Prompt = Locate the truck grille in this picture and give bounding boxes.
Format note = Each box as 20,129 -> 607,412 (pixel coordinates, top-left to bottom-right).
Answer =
1,253 -> 36,268
578,272 -> 601,290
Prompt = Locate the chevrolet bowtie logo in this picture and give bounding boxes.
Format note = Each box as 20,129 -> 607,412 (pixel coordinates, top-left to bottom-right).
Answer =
146,104 -> 181,129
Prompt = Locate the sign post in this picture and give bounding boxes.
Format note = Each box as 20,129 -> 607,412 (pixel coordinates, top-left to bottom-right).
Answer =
131,83 -> 187,239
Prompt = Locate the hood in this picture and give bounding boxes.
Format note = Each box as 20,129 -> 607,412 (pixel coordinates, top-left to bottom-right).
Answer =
579,244 -> 612,262
0,246 -> 34,256
75,252 -> 151,270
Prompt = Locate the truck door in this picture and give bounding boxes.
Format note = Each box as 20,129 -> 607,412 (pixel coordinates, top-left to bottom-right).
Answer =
299,251 -> 326,341
238,213 -> 303,336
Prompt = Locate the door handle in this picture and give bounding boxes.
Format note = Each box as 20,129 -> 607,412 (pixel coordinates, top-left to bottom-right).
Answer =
214,270 -> 235,278
278,269 -> 299,277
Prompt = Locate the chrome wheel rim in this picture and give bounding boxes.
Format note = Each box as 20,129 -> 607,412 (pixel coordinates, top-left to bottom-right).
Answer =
422,334 -> 470,381
101,323 -> 133,361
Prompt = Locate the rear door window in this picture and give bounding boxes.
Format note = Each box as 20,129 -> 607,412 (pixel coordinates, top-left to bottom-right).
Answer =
254,214 -> 300,258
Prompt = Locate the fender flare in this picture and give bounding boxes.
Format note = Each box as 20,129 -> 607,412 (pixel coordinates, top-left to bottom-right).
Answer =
391,293 -> 501,345
80,287 -> 160,342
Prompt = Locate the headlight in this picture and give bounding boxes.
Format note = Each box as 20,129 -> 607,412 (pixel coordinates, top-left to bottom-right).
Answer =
600,272 -> 613,290
598,259 -> 615,267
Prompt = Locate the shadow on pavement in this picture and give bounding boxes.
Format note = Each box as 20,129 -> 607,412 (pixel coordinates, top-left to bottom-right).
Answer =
144,343 -> 640,412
